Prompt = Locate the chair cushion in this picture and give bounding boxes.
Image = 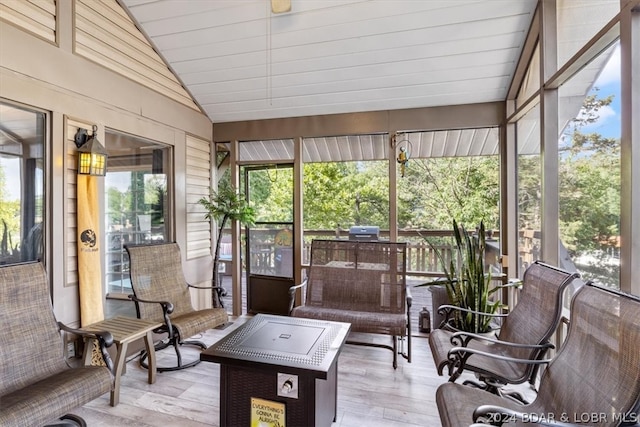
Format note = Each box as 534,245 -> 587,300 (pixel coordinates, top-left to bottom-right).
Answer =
0,366 -> 112,427
171,307 -> 228,340
436,382 -> 525,427
428,328 -> 455,375
292,306 -> 406,336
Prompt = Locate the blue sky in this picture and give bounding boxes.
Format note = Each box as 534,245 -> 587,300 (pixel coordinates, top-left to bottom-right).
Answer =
580,44 -> 621,139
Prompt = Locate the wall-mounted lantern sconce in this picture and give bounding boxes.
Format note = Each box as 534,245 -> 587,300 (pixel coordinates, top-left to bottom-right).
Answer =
75,125 -> 108,176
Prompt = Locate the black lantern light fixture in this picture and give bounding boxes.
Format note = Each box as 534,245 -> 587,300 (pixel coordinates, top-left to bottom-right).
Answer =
75,125 -> 107,176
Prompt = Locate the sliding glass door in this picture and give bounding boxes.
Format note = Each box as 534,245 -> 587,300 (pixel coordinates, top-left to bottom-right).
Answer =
104,131 -> 172,298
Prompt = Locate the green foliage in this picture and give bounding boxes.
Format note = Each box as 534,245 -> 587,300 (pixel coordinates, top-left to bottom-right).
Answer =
199,181 -> 256,227
303,162 -> 355,228
517,155 -> 542,231
0,165 -> 21,259
0,219 -> 20,263
419,220 -> 503,333
560,154 -> 620,253
397,157 -> 500,230
130,171 -> 146,216
144,175 -> 167,226
350,162 -> 390,228
245,169 -> 272,219
106,172 -> 167,228
556,88 -> 620,287
198,180 -> 256,306
248,168 -> 293,222
302,162 -> 389,229
303,157 -> 500,232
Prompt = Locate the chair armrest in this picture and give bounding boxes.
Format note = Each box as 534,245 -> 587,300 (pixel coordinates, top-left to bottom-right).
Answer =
448,346 -> 553,366
288,279 -> 308,315
473,405 -> 583,426
58,322 -> 114,372
128,294 -> 174,314
187,283 -> 225,291
187,283 -> 226,308
451,331 -> 555,350
405,285 -> 413,308
186,283 -> 227,309
438,304 -> 509,319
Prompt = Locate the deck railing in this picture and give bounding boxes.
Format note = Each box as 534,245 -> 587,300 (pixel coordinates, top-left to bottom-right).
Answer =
233,228 -> 503,279
296,229 -> 455,276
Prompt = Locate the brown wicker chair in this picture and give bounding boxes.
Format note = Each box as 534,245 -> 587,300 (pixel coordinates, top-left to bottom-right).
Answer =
429,260 -> 578,401
0,262 -> 114,427
436,282 -> 640,427
125,243 -> 228,372
289,239 -> 411,368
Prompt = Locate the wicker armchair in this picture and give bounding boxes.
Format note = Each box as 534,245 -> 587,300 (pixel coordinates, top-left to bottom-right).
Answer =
125,243 -> 228,372
429,261 -> 578,401
0,262 -> 114,427
436,282 -> 640,427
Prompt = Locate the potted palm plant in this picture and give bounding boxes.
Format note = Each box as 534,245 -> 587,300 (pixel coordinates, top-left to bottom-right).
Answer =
418,220 -> 505,334
198,180 -> 255,307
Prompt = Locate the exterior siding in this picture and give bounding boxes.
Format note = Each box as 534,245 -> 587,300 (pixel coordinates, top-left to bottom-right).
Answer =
0,0 -> 56,43
64,117 -> 94,288
74,0 -> 199,110
185,134 -> 212,260
0,0 -> 213,320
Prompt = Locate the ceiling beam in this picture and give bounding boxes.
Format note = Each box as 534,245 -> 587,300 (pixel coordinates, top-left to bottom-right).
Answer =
213,102 -> 504,142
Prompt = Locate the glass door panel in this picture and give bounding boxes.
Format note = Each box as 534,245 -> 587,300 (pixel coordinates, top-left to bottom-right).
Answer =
244,165 -> 294,314
104,132 -> 172,298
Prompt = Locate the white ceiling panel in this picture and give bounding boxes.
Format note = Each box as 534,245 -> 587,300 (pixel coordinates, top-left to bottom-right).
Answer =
219,128 -> 500,164
239,138 -> 295,161
120,0 -> 537,124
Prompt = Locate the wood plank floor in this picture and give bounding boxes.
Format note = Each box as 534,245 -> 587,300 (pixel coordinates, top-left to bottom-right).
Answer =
72,317 -> 534,426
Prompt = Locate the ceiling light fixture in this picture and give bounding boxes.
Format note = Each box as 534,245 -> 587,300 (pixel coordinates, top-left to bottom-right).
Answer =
271,0 -> 291,14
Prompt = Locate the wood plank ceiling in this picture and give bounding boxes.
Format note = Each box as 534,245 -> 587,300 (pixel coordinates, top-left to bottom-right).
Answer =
120,0 -> 537,125
0,1 -> 619,164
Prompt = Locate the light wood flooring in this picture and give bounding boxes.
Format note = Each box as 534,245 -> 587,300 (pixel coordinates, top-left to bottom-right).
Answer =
72,317 -> 534,427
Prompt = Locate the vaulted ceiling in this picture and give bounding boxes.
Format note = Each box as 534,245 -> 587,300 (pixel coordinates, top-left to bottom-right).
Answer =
120,0 -> 537,124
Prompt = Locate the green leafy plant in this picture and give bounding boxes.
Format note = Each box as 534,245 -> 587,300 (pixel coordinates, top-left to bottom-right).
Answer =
419,220 -> 504,333
0,219 -> 20,264
198,181 -> 255,307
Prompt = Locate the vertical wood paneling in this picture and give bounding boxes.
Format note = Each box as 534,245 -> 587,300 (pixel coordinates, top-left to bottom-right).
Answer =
186,134 -> 212,260
65,117 -> 93,287
0,0 -> 56,43
74,0 -> 199,111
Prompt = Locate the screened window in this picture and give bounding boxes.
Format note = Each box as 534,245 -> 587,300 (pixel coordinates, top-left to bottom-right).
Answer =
558,41 -> 621,289
302,134 -> 389,255
104,130 -> 172,297
516,103 -> 541,279
556,0 -> 619,66
0,101 -> 45,265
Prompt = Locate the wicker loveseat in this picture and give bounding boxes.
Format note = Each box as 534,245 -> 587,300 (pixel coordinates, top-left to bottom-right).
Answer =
288,239 -> 411,368
0,262 -> 114,427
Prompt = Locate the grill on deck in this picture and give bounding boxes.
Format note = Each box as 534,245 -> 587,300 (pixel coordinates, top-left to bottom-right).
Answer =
348,226 -> 380,241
